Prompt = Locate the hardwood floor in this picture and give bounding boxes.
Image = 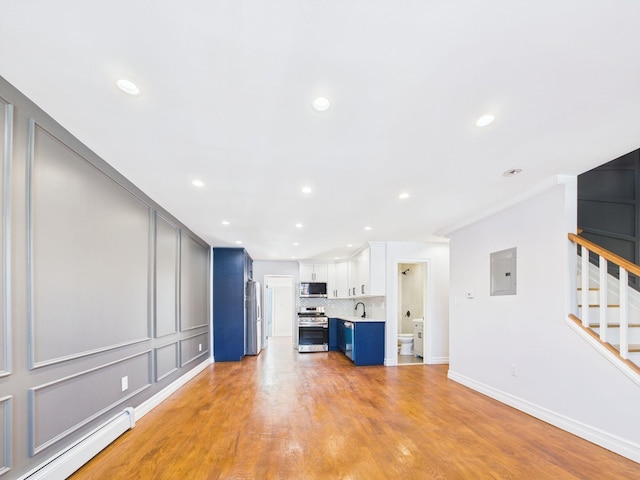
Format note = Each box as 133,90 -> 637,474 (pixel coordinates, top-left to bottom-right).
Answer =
72,337 -> 640,479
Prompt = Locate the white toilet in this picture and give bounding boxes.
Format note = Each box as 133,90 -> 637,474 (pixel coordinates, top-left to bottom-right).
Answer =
398,334 -> 414,355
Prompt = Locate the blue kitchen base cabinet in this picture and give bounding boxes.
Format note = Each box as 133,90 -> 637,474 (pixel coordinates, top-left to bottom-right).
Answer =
331,318 -> 385,366
329,318 -> 339,351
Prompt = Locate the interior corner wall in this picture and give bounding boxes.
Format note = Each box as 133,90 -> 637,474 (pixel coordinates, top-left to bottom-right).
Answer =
384,242 -> 450,365
448,180 -> 640,460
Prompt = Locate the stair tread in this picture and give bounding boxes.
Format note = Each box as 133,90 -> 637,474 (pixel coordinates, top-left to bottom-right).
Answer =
613,344 -> 640,353
577,288 -> 599,291
577,304 -> 620,308
589,323 -> 640,328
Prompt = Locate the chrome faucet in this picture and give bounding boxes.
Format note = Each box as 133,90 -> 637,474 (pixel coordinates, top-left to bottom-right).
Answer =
355,302 -> 366,318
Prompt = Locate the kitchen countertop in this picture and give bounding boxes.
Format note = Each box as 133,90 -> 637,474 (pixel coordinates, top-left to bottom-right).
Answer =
334,315 -> 385,323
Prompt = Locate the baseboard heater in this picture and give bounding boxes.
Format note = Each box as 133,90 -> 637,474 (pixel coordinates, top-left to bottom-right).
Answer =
22,407 -> 136,480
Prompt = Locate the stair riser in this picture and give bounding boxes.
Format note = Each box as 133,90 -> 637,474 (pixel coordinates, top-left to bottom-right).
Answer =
590,328 -> 640,345
627,352 -> 640,368
577,307 -> 640,325
579,290 -> 620,305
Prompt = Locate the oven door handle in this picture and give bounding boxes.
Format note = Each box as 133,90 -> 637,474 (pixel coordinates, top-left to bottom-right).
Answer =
298,322 -> 329,328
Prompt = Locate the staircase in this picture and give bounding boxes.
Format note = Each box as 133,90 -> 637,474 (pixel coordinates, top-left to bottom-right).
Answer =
569,233 -> 640,374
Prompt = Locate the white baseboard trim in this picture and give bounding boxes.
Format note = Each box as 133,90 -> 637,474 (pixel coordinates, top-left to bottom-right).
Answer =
135,357 -> 212,420
428,356 -> 449,365
21,357 -> 213,480
447,370 -> 640,464
384,357 -> 398,366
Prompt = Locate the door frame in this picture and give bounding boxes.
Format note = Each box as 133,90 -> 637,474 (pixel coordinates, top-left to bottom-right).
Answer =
394,259 -> 431,364
263,275 -> 295,340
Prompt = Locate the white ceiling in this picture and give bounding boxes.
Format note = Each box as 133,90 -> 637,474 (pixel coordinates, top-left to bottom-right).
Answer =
2,1 -> 640,260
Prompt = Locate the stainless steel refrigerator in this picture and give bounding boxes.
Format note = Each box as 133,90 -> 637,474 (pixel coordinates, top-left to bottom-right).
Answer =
245,280 -> 263,355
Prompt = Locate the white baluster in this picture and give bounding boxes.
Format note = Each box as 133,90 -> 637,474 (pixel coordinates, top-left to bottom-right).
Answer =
619,268 -> 629,359
581,246 -> 590,327
599,255 -> 608,343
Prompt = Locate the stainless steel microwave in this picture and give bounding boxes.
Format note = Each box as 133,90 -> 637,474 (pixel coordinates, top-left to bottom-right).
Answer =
299,282 -> 327,298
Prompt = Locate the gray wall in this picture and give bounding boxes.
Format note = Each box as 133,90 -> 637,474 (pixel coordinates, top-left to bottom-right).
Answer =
0,76 -> 211,478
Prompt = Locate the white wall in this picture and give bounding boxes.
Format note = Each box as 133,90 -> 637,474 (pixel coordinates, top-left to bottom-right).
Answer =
448,178 -> 640,462
252,260 -> 299,286
253,261 -> 299,339
384,242 -> 450,365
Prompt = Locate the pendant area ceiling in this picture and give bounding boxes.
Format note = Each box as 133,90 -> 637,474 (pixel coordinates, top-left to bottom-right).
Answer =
1,1 -> 640,260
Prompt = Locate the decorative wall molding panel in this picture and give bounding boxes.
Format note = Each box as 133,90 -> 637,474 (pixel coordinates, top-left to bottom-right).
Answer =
29,351 -> 152,455
180,332 -> 209,367
0,395 -> 11,476
27,120 -> 152,368
179,233 -> 209,332
155,213 -> 179,338
155,342 -> 179,382
0,100 -> 11,378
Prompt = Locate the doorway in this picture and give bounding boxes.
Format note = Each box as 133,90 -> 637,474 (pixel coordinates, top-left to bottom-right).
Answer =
264,276 -> 294,340
397,262 -> 427,365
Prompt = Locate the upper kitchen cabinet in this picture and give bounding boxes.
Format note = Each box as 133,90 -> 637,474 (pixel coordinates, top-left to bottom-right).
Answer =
327,263 -> 337,298
348,242 -> 386,297
299,263 -> 328,282
299,242 -> 386,299
334,261 -> 349,298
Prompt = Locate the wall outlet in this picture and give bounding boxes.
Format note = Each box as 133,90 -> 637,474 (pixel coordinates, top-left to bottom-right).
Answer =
199,343 -> 202,352
121,375 -> 129,392
510,364 -> 518,377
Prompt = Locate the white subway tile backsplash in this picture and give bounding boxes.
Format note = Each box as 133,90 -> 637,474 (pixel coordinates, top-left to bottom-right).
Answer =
296,296 -> 386,319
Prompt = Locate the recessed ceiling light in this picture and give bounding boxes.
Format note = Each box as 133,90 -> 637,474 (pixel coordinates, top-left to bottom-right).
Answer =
293,242 -> 299,246
364,226 -> 372,231
312,97 -> 331,112
398,192 -> 410,199
116,78 -> 141,96
503,168 -> 523,177
291,256 -> 297,259
347,244 -> 353,247
221,220 -> 230,226
192,179 -> 204,187
334,256 -> 340,260
235,240 -> 243,245
476,114 -> 495,127
301,186 -> 312,194
295,223 -> 303,228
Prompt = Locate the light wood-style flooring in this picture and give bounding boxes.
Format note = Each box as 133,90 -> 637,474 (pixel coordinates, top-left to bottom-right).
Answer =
72,337 -> 640,479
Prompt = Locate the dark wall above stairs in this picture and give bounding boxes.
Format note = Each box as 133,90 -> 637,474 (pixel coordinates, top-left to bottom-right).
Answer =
578,148 -> 640,287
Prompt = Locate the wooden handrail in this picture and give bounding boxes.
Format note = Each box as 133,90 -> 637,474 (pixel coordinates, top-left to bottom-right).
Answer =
568,233 -> 640,278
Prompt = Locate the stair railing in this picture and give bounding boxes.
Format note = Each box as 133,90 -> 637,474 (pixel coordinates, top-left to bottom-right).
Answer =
568,233 -> 637,359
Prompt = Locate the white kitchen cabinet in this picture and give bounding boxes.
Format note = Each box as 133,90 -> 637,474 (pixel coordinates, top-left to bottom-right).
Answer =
348,242 -> 385,297
299,263 -> 328,282
327,263 -> 336,298
334,261 -> 349,298
299,243 -> 385,299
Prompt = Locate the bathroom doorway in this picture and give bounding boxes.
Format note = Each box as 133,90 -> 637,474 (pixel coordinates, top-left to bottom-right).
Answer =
397,262 -> 426,365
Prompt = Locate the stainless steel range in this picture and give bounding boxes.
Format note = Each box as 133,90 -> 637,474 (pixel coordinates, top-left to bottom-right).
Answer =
297,306 -> 328,352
